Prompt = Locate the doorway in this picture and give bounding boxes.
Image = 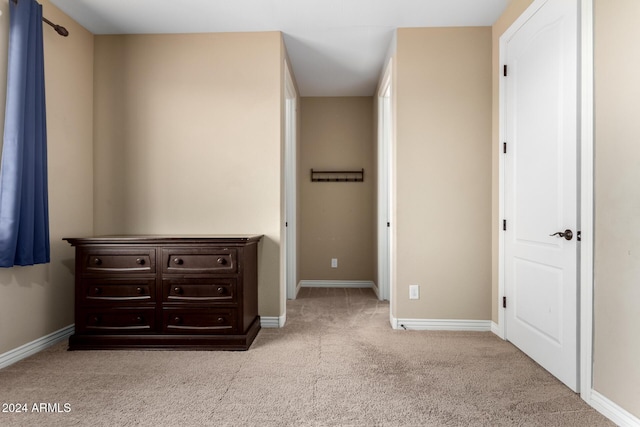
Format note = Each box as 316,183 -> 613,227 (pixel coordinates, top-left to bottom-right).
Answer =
297,97 -> 377,292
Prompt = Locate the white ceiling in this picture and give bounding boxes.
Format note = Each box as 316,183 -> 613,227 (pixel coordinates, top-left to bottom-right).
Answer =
49,0 -> 508,96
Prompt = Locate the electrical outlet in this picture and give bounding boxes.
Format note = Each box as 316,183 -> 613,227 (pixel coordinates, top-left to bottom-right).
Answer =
331,258 -> 338,268
409,285 -> 419,300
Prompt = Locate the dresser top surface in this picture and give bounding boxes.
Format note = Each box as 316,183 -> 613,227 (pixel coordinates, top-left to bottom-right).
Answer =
64,235 -> 264,246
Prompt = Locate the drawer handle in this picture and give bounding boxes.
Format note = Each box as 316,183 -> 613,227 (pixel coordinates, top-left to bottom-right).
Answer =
94,287 -> 102,295
173,258 -> 183,265
136,258 -> 145,265
174,316 -> 182,324
135,316 -> 144,324
216,287 -> 225,294
93,257 -> 102,265
136,287 -> 144,295
173,287 -> 183,295
216,257 -> 227,265
92,315 -> 101,325
217,317 -> 225,324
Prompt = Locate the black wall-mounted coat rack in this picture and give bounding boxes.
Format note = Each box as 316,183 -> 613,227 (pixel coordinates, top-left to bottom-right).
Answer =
310,169 -> 364,182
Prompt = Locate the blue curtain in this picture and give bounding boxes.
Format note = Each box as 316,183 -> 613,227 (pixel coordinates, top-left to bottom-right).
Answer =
0,0 -> 50,267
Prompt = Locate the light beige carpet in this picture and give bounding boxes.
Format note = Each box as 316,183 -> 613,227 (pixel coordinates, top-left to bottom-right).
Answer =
0,287 -> 613,426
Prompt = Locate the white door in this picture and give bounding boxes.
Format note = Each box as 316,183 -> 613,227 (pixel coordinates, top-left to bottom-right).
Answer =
503,0 -> 579,391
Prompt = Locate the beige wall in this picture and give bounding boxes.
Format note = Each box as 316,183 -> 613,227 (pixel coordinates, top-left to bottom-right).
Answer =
92,32 -> 284,317
593,0 -> 640,418
299,97 -> 375,281
394,27 -> 492,320
0,0 -> 94,354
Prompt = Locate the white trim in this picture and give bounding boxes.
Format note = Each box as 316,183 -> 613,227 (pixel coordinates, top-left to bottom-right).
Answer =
261,313 -> 286,328
589,390 -> 640,427
295,280 -> 302,297
296,282 -> 302,298
371,282 -> 380,299
377,57 -> 393,303
394,319 -> 492,332
376,54 -> 397,329
0,324 -> 74,370
491,321 -> 501,336
390,314 -> 399,330
579,0 -> 595,405
284,58 -> 298,301
299,280 -> 375,289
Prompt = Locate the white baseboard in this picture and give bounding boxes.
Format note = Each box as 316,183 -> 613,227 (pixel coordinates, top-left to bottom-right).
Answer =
0,324 -> 74,370
491,321 -> 506,339
299,280 -> 375,289
491,321 -> 500,335
394,318 -> 492,331
371,282 -> 381,299
588,389 -> 640,427
260,313 -> 286,328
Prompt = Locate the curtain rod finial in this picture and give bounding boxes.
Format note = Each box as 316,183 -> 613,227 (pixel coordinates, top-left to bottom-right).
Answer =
55,25 -> 69,37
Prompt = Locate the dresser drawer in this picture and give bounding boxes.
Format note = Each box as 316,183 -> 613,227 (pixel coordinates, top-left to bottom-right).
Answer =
81,248 -> 156,274
162,308 -> 237,334
162,248 -> 236,274
163,279 -> 236,303
83,279 -> 156,303
78,308 -> 156,333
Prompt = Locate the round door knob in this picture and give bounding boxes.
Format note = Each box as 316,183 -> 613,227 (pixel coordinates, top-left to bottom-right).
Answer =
173,258 -> 183,265
93,257 -> 102,265
173,287 -> 182,294
174,316 -> 182,324
216,257 -> 226,265
136,316 -> 144,324
92,316 -> 101,324
136,287 -> 144,295
94,287 -> 102,295
136,258 -> 145,265
217,317 -> 225,323
217,287 -> 225,294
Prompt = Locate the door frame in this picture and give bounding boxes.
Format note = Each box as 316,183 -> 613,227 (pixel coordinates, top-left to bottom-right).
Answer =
377,58 -> 393,305
497,0 -> 594,398
578,0 -> 594,403
284,59 -> 298,300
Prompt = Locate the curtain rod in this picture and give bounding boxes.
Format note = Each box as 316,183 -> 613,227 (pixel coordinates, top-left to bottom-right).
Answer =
11,0 -> 69,37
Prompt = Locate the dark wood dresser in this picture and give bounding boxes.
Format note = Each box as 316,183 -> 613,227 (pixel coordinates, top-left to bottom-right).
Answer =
64,235 -> 262,350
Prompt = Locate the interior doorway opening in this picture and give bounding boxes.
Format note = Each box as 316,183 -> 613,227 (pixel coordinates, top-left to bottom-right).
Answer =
284,57 -> 394,328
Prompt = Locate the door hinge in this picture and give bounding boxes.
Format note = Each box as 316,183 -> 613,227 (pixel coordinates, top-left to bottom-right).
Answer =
503,142 -> 507,154
503,65 -> 508,77
577,231 -> 581,241
387,222 -> 390,227
503,296 -> 507,308
503,219 -> 507,231
285,222 -> 288,227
